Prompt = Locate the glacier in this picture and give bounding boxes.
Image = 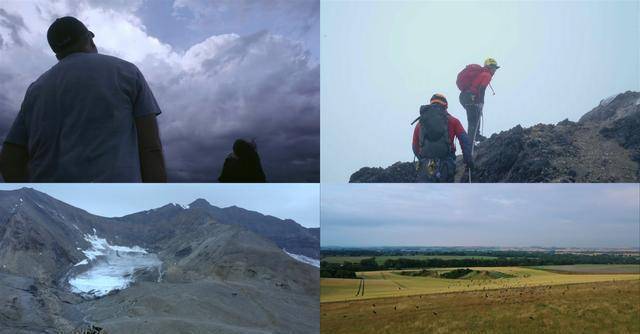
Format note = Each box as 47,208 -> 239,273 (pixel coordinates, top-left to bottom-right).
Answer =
68,229 -> 161,297
283,249 -> 320,268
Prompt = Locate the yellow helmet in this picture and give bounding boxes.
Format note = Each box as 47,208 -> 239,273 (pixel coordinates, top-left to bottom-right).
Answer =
484,58 -> 500,69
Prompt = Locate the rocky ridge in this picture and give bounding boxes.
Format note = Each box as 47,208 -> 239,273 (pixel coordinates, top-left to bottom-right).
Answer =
350,91 -> 640,183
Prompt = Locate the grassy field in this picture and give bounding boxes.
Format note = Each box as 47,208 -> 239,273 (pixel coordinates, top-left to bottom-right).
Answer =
321,266 -> 640,302
321,255 -> 498,264
534,264 -> 640,274
321,279 -> 640,334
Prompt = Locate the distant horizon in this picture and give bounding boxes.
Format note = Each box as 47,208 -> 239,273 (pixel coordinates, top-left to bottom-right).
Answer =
321,184 -> 640,248
321,245 -> 640,250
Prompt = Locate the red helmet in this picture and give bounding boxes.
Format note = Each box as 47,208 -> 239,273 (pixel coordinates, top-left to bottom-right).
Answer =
430,93 -> 448,108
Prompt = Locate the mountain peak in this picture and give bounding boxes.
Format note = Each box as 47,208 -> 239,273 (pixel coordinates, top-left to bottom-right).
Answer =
189,198 -> 212,209
0,187 -> 56,205
1,187 -> 38,196
579,91 -> 639,124
155,203 -> 185,211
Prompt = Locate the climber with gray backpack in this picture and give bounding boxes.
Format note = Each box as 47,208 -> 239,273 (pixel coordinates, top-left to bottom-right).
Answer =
411,93 -> 473,182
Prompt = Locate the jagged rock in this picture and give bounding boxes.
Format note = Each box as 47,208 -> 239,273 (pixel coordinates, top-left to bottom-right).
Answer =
349,162 -> 416,183
600,109 -> 640,167
350,91 -> 640,183
72,325 -> 106,334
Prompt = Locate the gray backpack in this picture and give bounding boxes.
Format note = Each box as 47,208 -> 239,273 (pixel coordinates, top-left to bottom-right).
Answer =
416,104 -> 450,159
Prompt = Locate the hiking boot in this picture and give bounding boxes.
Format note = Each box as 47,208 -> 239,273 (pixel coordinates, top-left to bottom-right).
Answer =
475,134 -> 487,143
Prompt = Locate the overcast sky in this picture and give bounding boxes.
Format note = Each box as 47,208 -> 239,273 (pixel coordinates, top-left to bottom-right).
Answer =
321,1 -> 640,182
0,183 -> 319,227
322,184 -> 640,248
0,0 -> 319,182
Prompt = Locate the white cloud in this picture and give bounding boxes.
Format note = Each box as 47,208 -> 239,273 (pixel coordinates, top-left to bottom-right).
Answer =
81,8 -> 177,64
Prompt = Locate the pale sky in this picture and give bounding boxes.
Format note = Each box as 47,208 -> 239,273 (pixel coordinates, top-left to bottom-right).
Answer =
321,0 -> 640,182
0,183 -> 320,228
321,184 -> 640,248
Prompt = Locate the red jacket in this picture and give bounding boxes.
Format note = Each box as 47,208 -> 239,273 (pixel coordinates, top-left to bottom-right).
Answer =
468,68 -> 493,95
412,113 -> 471,159
469,67 -> 493,103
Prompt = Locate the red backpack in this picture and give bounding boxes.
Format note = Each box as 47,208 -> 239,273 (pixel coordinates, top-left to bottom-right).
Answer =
456,64 -> 483,91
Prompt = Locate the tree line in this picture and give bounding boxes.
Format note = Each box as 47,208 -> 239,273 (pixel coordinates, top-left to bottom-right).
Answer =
320,252 -> 640,279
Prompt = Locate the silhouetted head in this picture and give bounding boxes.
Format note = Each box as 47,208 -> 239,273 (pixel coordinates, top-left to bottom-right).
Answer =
232,139 -> 258,159
47,16 -> 97,61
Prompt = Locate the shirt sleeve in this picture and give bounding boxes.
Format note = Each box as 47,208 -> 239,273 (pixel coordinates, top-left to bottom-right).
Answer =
4,109 -> 28,146
133,68 -> 162,118
4,88 -> 31,146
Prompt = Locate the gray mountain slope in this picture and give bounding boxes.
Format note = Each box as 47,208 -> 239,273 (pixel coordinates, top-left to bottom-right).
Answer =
118,198 -> 320,259
0,188 -> 319,334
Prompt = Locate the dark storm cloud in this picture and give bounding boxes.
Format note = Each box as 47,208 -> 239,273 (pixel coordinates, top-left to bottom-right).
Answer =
0,1 -> 319,182
148,31 -> 319,182
0,8 -> 28,47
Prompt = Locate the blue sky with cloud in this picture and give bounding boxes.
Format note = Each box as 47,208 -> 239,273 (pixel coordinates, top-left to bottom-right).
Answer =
0,0 -> 319,181
321,184 -> 640,248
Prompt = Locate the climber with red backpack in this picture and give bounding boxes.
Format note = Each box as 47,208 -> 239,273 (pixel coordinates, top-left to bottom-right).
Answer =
456,58 -> 500,144
411,93 -> 473,182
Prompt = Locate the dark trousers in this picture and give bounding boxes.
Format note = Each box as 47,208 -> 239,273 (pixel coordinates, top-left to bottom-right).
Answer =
459,91 -> 482,141
415,157 -> 456,183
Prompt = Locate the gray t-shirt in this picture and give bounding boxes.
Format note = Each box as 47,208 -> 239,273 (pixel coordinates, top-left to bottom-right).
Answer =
5,53 -> 161,182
